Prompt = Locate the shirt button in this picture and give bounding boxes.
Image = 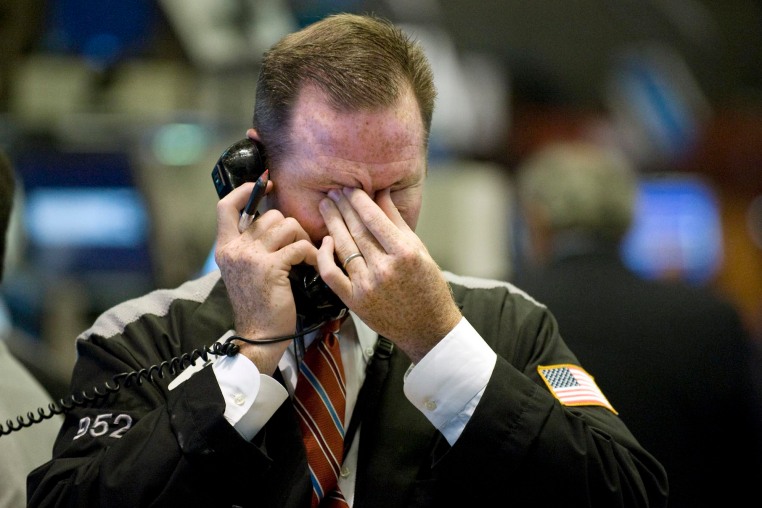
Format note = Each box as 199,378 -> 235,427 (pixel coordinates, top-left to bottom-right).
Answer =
233,393 -> 246,406
340,466 -> 351,478
365,347 -> 375,357
424,400 -> 437,411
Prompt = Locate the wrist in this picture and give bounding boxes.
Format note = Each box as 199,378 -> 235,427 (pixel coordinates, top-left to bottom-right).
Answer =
230,336 -> 289,375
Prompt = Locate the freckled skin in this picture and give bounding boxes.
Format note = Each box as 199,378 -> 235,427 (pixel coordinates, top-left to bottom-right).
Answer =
267,84 -> 426,243
215,83 -> 461,371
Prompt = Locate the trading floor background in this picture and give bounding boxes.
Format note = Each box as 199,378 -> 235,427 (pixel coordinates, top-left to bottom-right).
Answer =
0,0 -> 760,403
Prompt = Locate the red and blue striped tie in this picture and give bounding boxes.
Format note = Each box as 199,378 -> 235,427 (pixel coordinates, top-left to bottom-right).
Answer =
294,319 -> 349,507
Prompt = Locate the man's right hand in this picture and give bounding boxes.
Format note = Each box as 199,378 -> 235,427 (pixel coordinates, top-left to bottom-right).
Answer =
215,182 -> 318,374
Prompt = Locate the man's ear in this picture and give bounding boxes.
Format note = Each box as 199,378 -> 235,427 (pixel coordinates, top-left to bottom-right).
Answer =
246,128 -> 261,142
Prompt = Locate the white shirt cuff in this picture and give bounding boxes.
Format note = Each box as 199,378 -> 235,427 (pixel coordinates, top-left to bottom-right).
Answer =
212,354 -> 289,441
403,317 -> 497,444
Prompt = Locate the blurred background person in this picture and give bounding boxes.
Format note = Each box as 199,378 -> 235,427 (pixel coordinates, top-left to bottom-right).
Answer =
511,140 -> 762,508
0,151 -> 62,508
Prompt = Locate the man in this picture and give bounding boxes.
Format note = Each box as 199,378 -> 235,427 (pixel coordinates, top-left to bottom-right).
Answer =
513,140 -> 762,508
28,14 -> 668,507
0,151 -> 62,508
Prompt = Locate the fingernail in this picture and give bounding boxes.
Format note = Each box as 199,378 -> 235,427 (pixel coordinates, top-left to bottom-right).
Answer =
327,189 -> 341,201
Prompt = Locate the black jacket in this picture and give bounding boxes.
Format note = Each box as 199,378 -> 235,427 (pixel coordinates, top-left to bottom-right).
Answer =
28,270 -> 668,507
514,245 -> 762,508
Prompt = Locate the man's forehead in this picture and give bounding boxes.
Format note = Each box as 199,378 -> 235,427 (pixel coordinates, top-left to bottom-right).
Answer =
290,86 -> 425,157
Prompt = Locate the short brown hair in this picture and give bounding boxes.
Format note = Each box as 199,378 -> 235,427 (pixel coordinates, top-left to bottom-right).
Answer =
253,13 -> 436,167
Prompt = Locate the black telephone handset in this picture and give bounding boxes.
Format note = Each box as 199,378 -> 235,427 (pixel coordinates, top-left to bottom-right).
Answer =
211,138 -> 266,199
211,139 -> 346,329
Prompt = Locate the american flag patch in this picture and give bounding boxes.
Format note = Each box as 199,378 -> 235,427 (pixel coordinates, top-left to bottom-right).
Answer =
538,364 -> 617,414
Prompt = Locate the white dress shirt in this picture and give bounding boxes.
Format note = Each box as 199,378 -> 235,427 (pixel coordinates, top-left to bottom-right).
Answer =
209,313 -> 497,506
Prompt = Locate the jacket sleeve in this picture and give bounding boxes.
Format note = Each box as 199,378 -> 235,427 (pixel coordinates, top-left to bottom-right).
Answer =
430,285 -> 669,507
24,283 -> 285,508
26,330 -> 277,508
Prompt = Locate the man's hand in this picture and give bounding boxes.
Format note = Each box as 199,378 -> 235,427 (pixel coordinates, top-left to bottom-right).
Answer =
317,187 -> 462,363
215,182 -> 318,374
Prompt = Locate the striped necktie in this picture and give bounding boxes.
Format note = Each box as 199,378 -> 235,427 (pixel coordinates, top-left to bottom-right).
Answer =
294,319 -> 349,508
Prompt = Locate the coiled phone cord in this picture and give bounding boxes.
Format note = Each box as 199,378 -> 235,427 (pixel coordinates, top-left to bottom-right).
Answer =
0,319 -> 328,437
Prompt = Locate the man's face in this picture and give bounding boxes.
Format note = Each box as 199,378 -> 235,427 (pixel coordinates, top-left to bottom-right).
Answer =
266,84 -> 428,244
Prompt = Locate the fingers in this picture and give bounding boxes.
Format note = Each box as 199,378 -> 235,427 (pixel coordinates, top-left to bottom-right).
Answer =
257,216 -> 317,265
316,235 -> 353,298
374,188 -> 413,233
217,182 -> 317,273
281,238 -> 319,269
325,190 -> 375,250
216,182 -> 256,243
317,235 -> 341,277
341,252 -> 364,270
324,187 -> 403,256
319,192 -> 362,263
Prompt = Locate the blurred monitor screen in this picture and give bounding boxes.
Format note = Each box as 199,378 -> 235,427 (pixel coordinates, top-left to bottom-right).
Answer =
13,150 -> 152,275
620,173 -> 723,284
